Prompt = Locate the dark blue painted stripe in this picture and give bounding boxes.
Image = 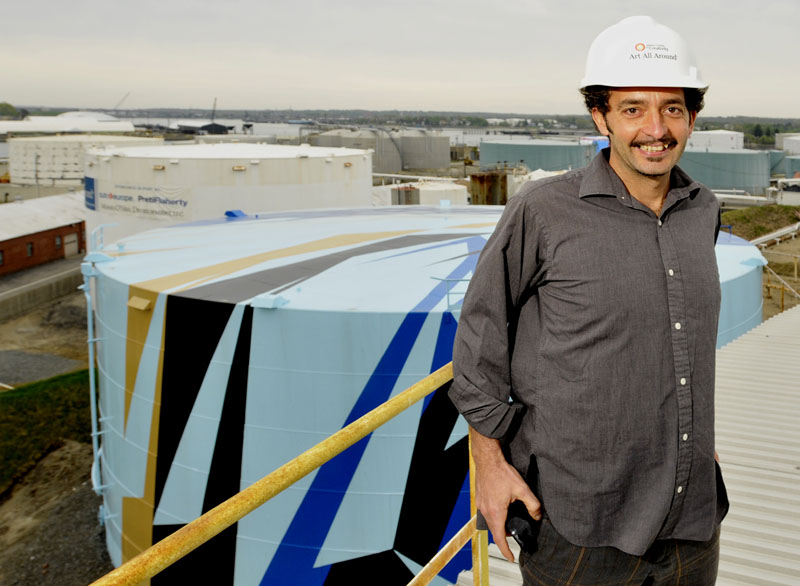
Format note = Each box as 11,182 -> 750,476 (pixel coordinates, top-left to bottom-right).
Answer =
260,235 -> 487,586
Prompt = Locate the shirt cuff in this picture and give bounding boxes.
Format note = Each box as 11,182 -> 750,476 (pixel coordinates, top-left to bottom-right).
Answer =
448,375 -> 524,440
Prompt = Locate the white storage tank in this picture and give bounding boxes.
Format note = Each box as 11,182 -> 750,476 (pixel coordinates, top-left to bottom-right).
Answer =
8,135 -> 163,186
783,136 -> 800,155
83,143 -> 373,243
686,130 -> 744,151
372,180 -> 469,206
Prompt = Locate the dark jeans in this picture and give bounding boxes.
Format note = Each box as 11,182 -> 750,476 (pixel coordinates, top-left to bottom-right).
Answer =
518,519 -> 720,586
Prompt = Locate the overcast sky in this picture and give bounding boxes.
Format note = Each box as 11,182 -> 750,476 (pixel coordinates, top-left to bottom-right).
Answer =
2,0 -> 797,118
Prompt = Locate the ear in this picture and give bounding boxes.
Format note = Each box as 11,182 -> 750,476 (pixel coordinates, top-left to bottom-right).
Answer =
591,108 -> 610,136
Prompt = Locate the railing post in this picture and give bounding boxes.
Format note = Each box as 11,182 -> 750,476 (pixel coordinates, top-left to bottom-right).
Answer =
469,432 -> 490,586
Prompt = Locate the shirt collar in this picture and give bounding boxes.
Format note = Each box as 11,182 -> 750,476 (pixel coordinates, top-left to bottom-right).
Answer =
578,148 -> 702,206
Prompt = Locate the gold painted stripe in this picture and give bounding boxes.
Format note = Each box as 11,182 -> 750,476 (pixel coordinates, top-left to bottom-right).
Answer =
134,230 -> 421,294
107,247 -> 185,257
121,298 -> 167,580
447,222 -> 498,229
124,287 -> 160,431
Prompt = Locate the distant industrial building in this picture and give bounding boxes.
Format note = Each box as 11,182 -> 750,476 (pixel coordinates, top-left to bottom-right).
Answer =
310,129 -> 450,173
371,180 -> 469,206
782,136 -> 800,155
0,192 -> 86,275
9,135 -> 163,186
686,130 -> 743,150
775,132 -> 800,151
479,139 -> 596,172
0,111 -> 134,136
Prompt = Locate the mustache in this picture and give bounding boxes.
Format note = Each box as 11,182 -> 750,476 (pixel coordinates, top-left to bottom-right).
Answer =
633,137 -> 678,148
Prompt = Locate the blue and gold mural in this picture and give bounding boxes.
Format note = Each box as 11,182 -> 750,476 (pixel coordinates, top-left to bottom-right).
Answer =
92,207 -> 503,585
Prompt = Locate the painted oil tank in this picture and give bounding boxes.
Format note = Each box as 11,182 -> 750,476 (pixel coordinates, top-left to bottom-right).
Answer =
91,206 -> 496,586
83,143 -> 373,243
90,206 -> 765,585
715,230 -> 767,347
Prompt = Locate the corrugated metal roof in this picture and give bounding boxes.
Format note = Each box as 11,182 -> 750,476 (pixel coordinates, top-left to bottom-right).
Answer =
0,192 -> 86,241
715,304 -> 800,585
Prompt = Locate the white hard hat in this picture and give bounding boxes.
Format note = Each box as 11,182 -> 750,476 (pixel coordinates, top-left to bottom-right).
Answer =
580,15 -> 707,89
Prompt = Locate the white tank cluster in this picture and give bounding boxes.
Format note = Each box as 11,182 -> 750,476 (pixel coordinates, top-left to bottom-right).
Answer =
83,142 -> 373,243
311,128 -> 450,173
8,135 -> 163,186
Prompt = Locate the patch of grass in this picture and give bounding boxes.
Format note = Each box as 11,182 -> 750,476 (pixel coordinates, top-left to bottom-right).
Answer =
721,205 -> 800,241
0,369 -> 91,496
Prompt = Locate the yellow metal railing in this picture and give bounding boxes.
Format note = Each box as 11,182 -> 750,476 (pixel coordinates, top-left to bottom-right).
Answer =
90,362 -> 490,586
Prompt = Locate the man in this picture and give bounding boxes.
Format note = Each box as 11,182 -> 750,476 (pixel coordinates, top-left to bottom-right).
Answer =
449,16 -> 728,585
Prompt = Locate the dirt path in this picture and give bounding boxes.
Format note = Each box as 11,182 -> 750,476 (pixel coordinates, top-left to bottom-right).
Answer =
0,441 -> 113,585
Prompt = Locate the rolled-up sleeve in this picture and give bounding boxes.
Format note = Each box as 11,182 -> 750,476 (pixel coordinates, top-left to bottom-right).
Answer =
449,194 -> 545,440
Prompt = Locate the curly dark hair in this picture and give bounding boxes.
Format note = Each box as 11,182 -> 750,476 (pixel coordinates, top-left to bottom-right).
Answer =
580,85 -> 706,114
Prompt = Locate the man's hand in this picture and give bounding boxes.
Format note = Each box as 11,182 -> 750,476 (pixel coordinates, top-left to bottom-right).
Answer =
470,427 -> 541,562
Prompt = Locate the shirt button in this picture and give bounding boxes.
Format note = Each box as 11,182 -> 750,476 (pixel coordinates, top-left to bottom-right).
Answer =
677,486 -> 684,494
658,220 -> 663,227
680,377 -> 687,385
675,322 -> 682,330
668,269 -> 674,276
683,433 -> 689,441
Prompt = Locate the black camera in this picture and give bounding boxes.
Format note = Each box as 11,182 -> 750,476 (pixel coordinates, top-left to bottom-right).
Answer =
505,500 -> 539,552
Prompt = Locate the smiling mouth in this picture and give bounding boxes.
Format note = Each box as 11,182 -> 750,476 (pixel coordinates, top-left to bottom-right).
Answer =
636,142 -> 677,155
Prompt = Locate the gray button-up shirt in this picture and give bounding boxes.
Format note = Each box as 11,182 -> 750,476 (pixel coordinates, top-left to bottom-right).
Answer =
449,150 -> 728,556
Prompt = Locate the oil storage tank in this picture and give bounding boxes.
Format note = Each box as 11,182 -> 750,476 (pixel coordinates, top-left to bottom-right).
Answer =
679,149 -> 770,195
479,139 -> 596,172
88,206 -> 765,585
8,134 -> 163,186
83,143 -> 372,242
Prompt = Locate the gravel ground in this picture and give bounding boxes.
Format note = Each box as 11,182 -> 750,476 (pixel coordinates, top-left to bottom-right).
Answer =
0,350 -> 84,387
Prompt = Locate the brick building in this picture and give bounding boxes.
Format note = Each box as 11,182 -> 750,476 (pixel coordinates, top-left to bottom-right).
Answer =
0,192 -> 86,276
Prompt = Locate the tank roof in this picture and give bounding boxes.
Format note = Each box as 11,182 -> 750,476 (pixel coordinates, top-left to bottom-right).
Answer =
98,206 -> 503,313
87,142 -> 370,160
9,134 -> 158,144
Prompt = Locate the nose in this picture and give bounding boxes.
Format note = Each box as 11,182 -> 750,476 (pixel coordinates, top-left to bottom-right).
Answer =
642,110 -> 668,139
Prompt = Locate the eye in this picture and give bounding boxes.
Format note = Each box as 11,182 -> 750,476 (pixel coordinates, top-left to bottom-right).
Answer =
665,106 -> 685,116
624,107 -> 639,116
